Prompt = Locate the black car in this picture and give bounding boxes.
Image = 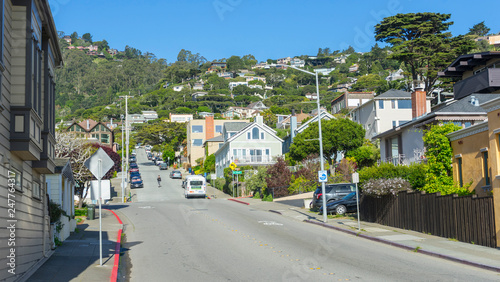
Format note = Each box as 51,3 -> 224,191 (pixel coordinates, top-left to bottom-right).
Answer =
311,183 -> 356,210
129,162 -> 138,170
129,156 -> 137,163
130,176 -> 144,188
319,192 -> 358,215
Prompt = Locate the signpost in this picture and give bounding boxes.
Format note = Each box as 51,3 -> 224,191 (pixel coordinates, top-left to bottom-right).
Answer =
318,170 -> 327,183
352,172 -> 360,231
230,163 -> 237,197
84,148 -> 114,266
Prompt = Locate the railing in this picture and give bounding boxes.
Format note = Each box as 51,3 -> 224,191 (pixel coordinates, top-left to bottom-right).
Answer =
234,155 -> 274,164
378,153 -> 426,166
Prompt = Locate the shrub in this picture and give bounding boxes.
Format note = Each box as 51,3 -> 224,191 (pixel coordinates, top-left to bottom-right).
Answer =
253,191 -> 261,199
288,175 -> 316,194
74,208 -> 88,217
262,194 -> 273,202
49,201 -> 65,223
359,162 -> 427,190
362,178 -> 412,196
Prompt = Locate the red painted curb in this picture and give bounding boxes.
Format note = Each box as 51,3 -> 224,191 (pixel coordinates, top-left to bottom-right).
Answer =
228,198 -> 250,205
105,209 -> 123,282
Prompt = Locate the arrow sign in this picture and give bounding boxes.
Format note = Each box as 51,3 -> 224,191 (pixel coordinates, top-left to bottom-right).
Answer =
84,148 -> 115,180
318,170 -> 328,183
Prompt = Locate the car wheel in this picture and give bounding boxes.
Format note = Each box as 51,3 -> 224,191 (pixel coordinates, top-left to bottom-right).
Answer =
335,205 -> 347,215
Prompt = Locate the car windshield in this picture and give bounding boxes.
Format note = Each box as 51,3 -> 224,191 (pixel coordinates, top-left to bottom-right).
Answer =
190,181 -> 203,185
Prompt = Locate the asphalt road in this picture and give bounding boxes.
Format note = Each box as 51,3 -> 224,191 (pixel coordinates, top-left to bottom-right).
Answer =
115,148 -> 500,281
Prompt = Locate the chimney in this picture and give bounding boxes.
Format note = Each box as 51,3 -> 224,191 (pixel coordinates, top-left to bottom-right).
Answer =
205,115 -> 215,140
86,120 -> 90,130
290,116 -> 297,141
411,89 -> 427,119
255,114 -> 264,125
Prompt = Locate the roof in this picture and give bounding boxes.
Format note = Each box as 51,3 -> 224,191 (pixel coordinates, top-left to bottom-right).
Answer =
205,135 -> 224,142
224,122 -> 249,132
376,89 -> 411,99
373,93 -> 496,139
434,94 -> 500,114
438,51 -> 500,77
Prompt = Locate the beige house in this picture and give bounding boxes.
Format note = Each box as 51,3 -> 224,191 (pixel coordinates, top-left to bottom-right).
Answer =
0,1 -> 63,281
186,116 -> 249,166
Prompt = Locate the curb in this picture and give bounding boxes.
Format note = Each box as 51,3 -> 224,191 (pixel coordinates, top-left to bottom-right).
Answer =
303,220 -> 500,274
228,198 -> 250,205
106,209 -> 124,282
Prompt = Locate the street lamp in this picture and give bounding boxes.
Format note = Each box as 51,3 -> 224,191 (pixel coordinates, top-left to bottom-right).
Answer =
289,65 -> 328,223
121,114 -> 125,203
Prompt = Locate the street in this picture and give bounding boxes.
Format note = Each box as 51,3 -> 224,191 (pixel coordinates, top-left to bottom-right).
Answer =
115,149 -> 500,281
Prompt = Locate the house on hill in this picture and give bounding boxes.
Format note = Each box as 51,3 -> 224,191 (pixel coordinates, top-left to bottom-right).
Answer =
66,119 -> 114,147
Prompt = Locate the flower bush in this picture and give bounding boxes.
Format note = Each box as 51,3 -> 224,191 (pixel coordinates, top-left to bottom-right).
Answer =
362,178 -> 412,196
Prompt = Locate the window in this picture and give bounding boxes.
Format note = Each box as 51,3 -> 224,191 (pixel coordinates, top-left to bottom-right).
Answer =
464,122 -> 472,128
399,120 -> 410,126
216,125 -> 222,133
192,125 -> 203,133
101,134 -> 109,144
483,150 -> 490,186
397,100 -> 412,109
252,128 -> 259,139
247,132 -> 251,139
457,157 -> 463,187
218,143 -> 223,149
32,182 -> 41,199
378,100 -> 384,109
9,168 -> 22,192
391,100 -> 396,109
452,121 -> 462,127
261,132 -> 264,139
392,121 -> 397,128
193,139 -> 203,146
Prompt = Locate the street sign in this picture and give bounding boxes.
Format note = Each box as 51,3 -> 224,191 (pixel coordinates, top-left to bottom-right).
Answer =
229,162 -> 237,170
84,148 -> 114,180
352,172 -> 359,184
318,170 -> 328,183
233,170 -> 242,175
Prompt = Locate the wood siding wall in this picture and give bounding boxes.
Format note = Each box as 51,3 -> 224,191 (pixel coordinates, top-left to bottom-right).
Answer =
360,191 -> 497,248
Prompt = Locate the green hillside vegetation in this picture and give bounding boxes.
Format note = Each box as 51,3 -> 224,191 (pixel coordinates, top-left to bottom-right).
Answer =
55,17 -> 498,124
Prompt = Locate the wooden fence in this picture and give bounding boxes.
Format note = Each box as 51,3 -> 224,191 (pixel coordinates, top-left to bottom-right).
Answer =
360,191 -> 497,248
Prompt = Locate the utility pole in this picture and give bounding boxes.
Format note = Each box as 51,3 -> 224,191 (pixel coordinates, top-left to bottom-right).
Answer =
119,94 -> 133,177
121,114 -> 125,203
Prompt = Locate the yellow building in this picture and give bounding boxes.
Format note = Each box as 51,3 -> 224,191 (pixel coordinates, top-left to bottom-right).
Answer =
442,51 -> 500,247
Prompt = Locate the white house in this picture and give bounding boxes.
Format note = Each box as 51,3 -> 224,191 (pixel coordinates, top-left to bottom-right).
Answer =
229,81 -> 249,90
215,116 -> 284,178
349,89 -> 431,140
46,159 -> 76,242
173,85 -> 185,92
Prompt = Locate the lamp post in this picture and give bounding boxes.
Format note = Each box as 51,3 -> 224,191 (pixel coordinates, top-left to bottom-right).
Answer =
120,114 -> 125,203
289,65 -> 327,223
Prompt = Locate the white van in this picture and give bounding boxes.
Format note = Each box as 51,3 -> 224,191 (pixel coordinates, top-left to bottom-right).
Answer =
184,175 -> 206,198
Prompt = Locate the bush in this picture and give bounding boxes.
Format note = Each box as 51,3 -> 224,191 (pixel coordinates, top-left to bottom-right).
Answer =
359,162 -> 427,190
362,178 -> 412,196
253,191 -> 261,199
49,201 -> 65,223
74,207 -> 88,217
288,175 -> 316,194
262,194 -> 273,202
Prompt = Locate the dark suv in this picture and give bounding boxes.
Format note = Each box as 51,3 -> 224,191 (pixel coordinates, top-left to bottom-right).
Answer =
311,183 -> 356,210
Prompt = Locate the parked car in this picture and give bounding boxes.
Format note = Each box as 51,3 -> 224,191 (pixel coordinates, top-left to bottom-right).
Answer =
318,192 -> 358,215
311,183 -> 356,211
159,163 -> 168,170
129,168 -> 139,173
171,170 -> 182,179
129,156 -> 137,163
130,171 -> 141,180
130,176 -> 144,188
130,163 -> 138,170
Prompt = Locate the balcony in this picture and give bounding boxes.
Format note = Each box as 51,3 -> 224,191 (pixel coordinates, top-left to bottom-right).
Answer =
233,155 -> 275,165
454,68 -> 500,100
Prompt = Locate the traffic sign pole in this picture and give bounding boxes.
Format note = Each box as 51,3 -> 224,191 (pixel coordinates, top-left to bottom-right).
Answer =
98,159 -> 103,266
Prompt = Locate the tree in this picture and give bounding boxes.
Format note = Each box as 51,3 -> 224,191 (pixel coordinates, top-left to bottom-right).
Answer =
289,118 -> 365,164
265,157 -> 292,197
346,141 -> 380,169
227,55 -> 244,71
82,33 -> 93,43
55,132 -> 94,208
70,31 -> 78,44
422,123 -> 470,195
375,13 -> 475,95
351,74 -> 386,92
467,21 -> 490,37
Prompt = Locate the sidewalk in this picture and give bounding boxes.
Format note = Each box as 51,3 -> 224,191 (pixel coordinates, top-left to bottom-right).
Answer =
26,208 -> 123,282
228,195 -> 500,273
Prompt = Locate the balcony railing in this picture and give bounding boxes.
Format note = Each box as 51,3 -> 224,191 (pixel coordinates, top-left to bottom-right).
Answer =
454,68 -> 500,100
234,155 -> 274,164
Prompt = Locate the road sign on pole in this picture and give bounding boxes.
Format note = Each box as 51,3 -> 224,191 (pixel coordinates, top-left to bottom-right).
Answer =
232,170 -> 242,175
229,162 -> 237,170
84,148 -> 114,266
318,170 -> 327,183
352,172 -> 361,231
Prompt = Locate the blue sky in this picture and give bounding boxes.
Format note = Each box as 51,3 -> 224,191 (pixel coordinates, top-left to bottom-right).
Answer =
49,0 -> 500,63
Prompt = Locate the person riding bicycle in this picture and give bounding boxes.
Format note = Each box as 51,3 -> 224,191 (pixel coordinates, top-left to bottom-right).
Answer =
157,175 -> 162,187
